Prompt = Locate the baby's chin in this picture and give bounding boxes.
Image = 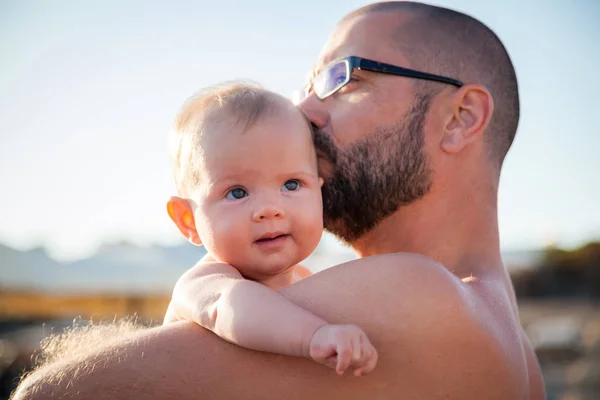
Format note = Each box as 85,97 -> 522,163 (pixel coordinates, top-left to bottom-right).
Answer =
239,260 -> 297,281
252,266 -> 300,290
234,253 -> 302,281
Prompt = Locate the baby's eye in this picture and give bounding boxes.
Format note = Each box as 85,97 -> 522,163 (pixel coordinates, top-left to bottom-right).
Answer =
282,180 -> 300,191
226,187 -> 248,200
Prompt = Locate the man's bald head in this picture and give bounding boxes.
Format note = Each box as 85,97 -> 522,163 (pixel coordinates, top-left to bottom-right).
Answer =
342,1 -> 519,167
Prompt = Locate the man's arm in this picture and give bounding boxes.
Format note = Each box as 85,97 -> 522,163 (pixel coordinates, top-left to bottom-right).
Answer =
14,253 -> 528,400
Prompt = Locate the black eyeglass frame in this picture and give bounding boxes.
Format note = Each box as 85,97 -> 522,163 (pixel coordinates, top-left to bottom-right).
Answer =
310,56 -> 464,100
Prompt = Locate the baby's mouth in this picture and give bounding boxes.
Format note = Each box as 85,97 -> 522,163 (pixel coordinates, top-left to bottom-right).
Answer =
255,232 -> 288,243
254,232 -> 290,251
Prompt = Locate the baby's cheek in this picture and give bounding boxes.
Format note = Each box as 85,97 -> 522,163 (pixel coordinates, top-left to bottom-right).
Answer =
310,194 -> 325,231
212,220 -> 245,260
296,200 -> 324,254
198,208 -> 238,261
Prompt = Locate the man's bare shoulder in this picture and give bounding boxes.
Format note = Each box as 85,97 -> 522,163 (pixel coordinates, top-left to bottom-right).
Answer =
302,252 -> 459,283
15,253 -> 528,400
283,253 -> 529,398
286,252 -> 469,319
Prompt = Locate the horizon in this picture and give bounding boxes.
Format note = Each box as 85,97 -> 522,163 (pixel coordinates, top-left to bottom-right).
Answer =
1,235 -> 591,265
1,1 -> 599,261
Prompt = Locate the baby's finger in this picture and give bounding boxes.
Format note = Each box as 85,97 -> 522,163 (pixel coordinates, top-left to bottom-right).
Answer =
350,353 -> 368,376
336,344 -> 353,375
354,348 -> 379,376
358,334 -> 376,361
352,335 -> 362,362
324,355 -> 338,368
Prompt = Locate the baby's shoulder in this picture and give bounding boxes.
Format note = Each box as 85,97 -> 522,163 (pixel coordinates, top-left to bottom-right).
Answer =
291,264 -> 313,282
180,259 -> 243,282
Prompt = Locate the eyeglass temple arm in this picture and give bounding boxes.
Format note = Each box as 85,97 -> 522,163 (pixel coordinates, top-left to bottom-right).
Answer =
357,59 -> 464,88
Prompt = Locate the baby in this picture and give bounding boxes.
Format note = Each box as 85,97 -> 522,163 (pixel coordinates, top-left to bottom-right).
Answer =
163,82 -> 378,376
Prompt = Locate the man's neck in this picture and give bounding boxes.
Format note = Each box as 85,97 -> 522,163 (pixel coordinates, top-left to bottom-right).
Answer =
351,186 -> 502,278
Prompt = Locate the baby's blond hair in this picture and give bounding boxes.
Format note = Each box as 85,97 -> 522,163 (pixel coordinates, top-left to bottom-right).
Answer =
170,81 -> 289,196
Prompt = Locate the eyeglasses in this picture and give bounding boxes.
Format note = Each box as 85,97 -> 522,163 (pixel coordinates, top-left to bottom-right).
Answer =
301,56 -> 464,100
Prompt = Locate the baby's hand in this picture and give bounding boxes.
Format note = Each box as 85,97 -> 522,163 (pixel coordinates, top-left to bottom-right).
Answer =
309,324 -> 378,377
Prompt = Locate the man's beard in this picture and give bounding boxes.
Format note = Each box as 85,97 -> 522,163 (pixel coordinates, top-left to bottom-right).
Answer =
313,95 -> 433,244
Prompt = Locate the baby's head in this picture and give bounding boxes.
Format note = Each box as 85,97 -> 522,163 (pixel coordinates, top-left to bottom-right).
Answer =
168,82 -> 323,280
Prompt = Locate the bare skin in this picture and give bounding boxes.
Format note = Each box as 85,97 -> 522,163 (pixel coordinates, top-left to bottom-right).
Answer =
164,99 -> 377,376
14,256 -> 542,399
13,5 -> 545,400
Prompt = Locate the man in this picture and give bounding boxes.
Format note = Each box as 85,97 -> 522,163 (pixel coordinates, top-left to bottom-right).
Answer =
13,2 -> 544,399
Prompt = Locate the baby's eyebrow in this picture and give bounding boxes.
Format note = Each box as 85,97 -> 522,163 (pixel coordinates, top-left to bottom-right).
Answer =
289,170 -> 320,180
204,176 -> 239,191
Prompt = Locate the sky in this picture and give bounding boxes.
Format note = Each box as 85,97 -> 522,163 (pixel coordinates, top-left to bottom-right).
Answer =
0,0 -> 599,261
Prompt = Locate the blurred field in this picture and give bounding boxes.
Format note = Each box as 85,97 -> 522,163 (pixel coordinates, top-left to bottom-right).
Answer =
0,290 -> 171,399
519,301 -> 600,399
0,290 -> 170,322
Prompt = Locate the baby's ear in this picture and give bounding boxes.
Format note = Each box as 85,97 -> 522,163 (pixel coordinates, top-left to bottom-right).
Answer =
166,196 -> 202,246
319,177 -> 324,187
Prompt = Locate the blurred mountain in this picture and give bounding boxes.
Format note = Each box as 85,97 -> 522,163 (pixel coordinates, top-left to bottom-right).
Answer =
0,244 -> 98,291
0,240 -> 544,295
0,241 -> 206,295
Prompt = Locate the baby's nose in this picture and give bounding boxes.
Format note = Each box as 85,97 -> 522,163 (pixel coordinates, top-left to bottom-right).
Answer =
253,203 -> 285,221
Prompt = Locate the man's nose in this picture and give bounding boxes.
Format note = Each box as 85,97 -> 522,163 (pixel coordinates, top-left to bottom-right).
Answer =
297,93 -> 329,129
252,202 -> 285,222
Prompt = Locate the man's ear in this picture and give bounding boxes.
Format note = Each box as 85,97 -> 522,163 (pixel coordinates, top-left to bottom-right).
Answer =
441,84 -> 494,154
166,196 -> 202,246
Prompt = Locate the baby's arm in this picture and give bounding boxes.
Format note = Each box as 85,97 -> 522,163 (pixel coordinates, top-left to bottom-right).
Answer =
164,261 -> 377,376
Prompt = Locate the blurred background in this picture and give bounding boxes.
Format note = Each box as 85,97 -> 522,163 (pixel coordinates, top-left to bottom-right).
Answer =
0,0 -> 599,398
